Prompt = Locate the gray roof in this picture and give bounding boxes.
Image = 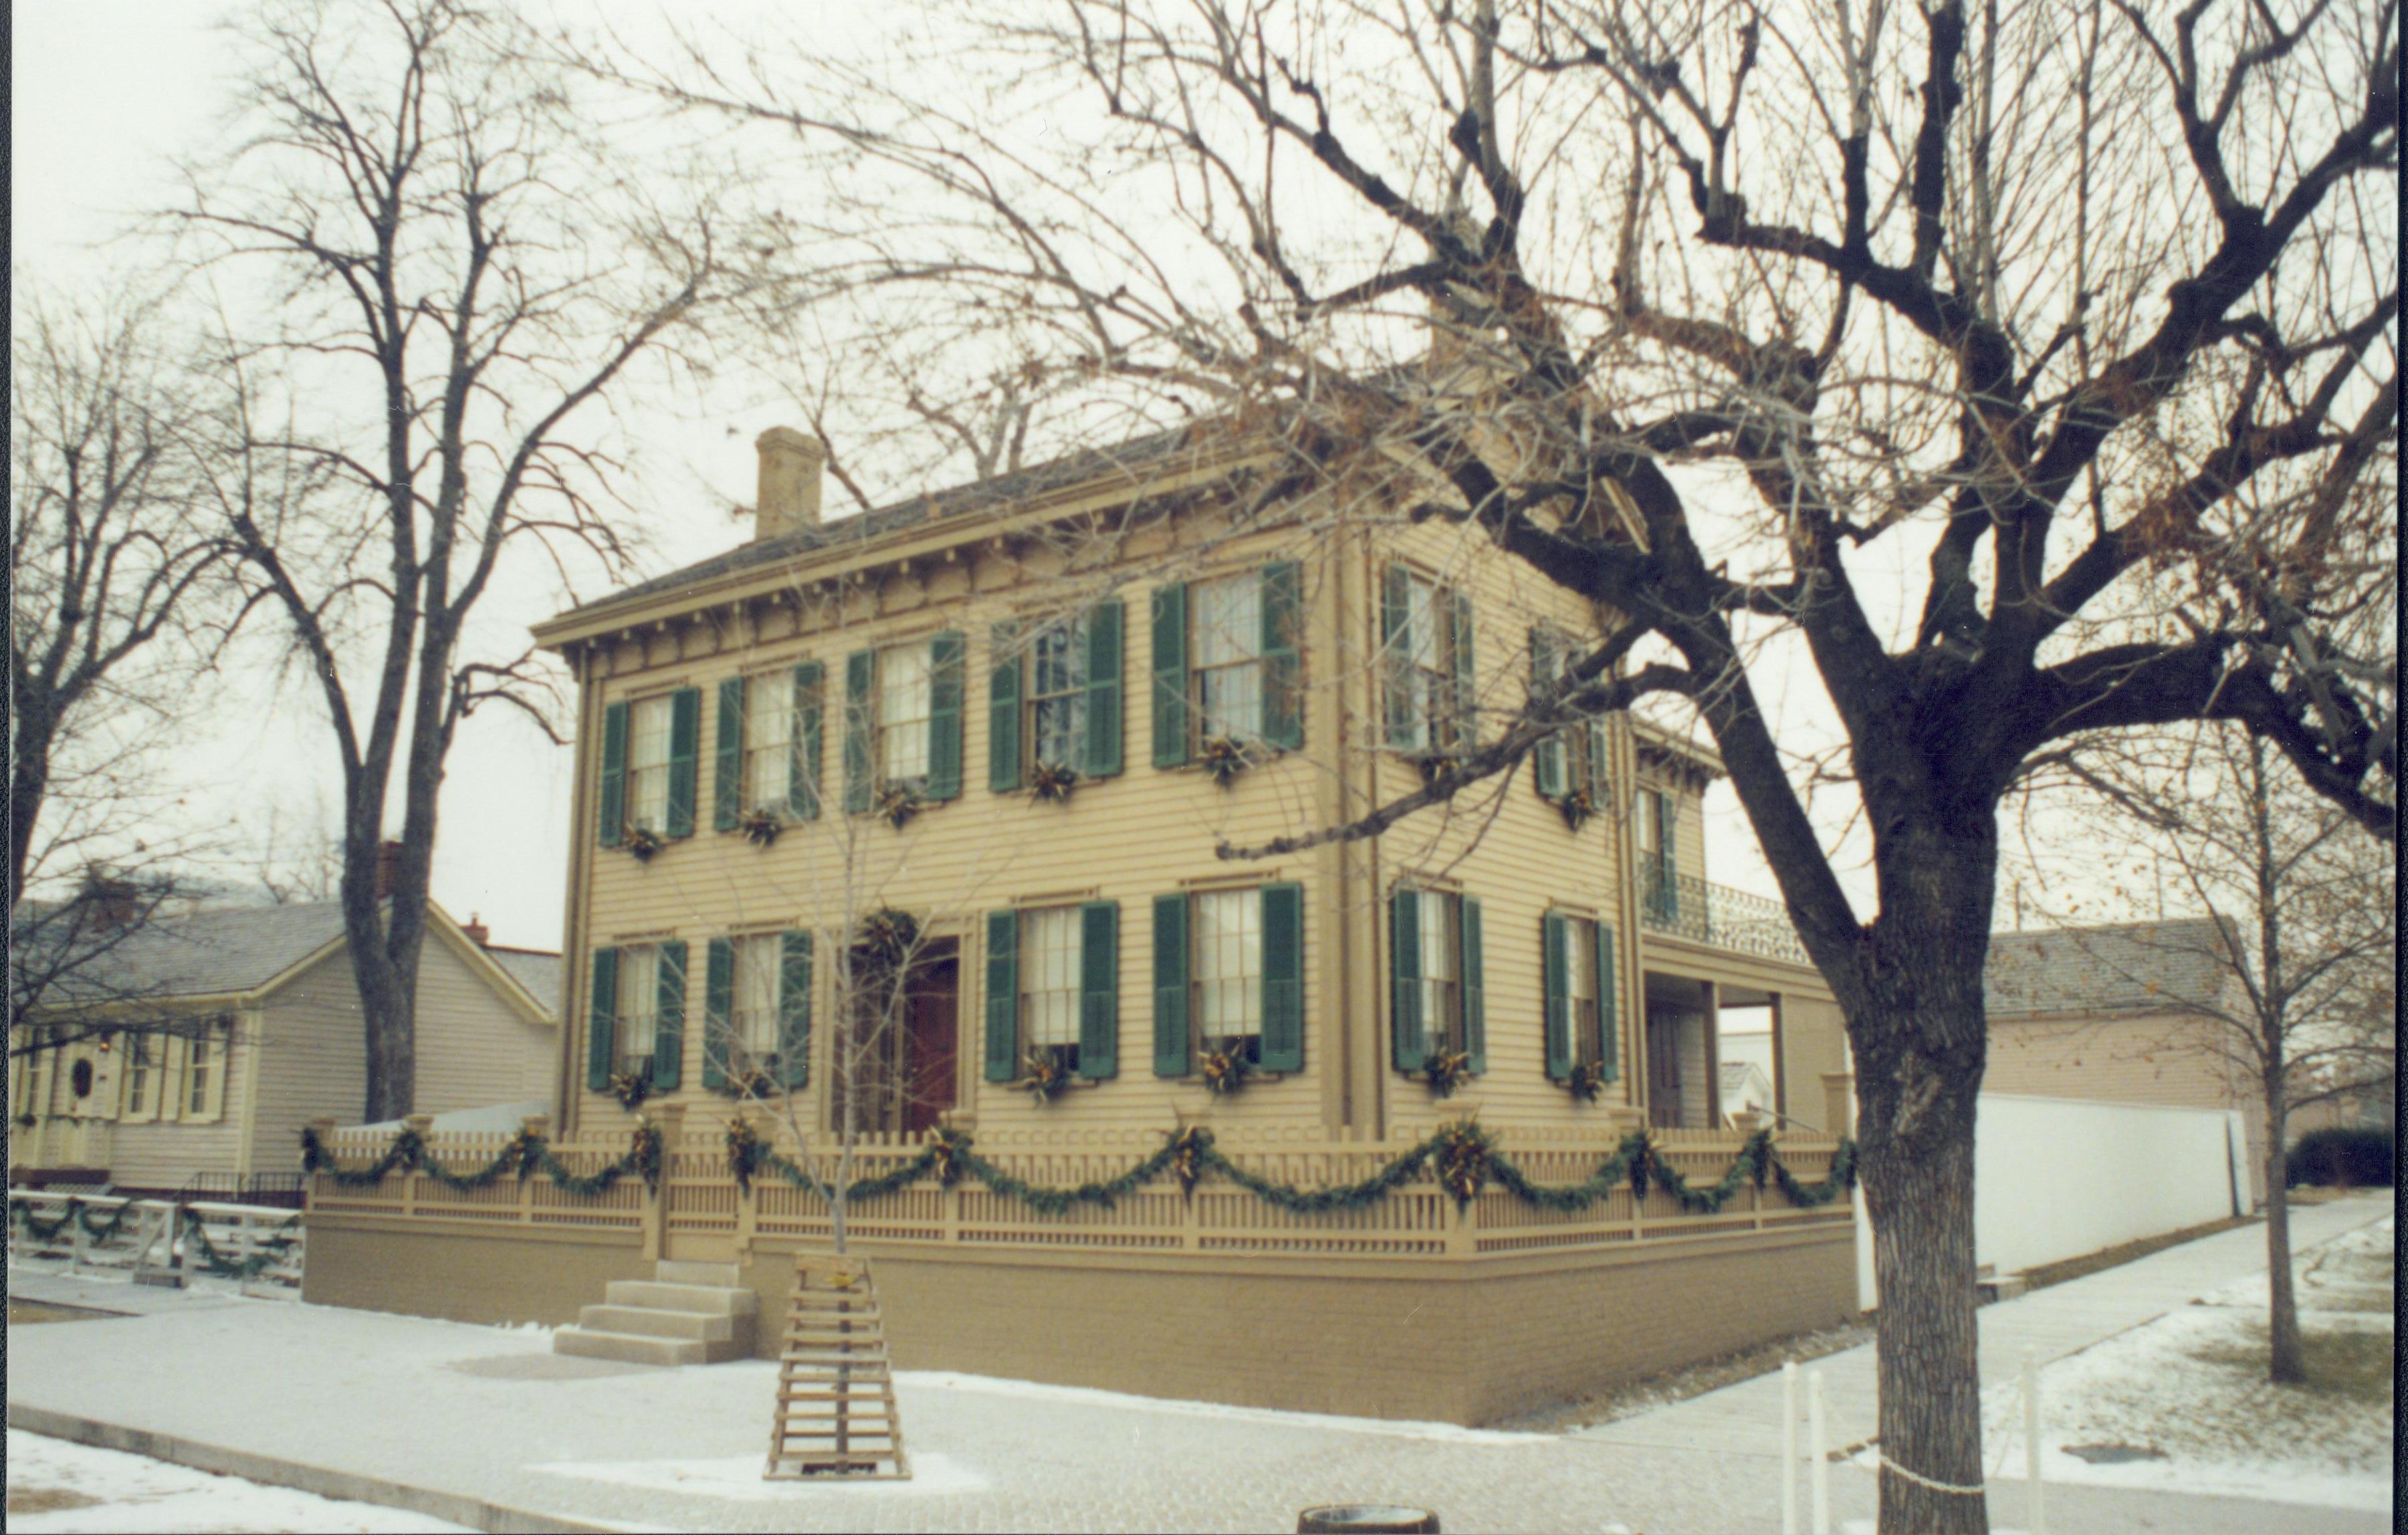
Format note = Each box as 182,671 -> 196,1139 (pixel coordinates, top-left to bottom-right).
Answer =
27,901 -> 352,1008
1719,1060 -> 1768,1094
1984,918 -> 2237,1018
590,422 -> 1218,613
485,947 -> 561,1018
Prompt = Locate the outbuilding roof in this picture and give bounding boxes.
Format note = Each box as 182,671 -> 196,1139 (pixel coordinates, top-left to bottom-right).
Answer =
1983,917 -> 2237,1018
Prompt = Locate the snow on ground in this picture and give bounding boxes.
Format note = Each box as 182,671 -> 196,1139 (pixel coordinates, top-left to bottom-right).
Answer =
3,1430 -> 469,1534
1978,1215 -> 2395,1513
531,1449 -> 991,1500
893,1369 -> 1559,1445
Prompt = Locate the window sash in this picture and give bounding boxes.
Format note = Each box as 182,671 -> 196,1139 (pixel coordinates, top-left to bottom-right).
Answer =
627,697 -> 673,830
1020,906 -> 1083,1051
615,946 -> 660,1064
1636,790 -> 1664,855
1192,889 -> 1263,1048
1027,620 -> 1089,772
185,1033 -> 214,1114
742,678 -> 794,812
1397,575 -> 1461,751
1192,576 -> 1263,741
734,935 -> 782,1057
1566,917 -> 1604,1063
1420,893 -> 1462,1050
878,644 -> 933,782
122,1036 -> 154,1117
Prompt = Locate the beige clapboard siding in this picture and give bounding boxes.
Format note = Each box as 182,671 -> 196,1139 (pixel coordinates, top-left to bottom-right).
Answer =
1359,515 -> 1640,1124
413,936 -> 556,1111
108,1011 -> 258,1188
247,947 -> 371,1171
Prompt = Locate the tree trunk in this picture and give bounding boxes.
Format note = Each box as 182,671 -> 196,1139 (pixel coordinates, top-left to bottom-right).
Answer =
9,705 -> 56,904
1859,1061 -> 1989,1532
2263,1112 -> 2304,1384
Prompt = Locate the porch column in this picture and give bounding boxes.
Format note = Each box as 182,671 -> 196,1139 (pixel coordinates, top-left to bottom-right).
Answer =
1821,1072 -> 1854,1138
1701,981 -> 1721,1129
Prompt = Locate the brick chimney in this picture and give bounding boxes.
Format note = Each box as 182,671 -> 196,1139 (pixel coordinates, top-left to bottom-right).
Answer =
374,840 -> 406,900
461,912 -> 491,947
752,427 -> 825,542
86,874 -> 141,930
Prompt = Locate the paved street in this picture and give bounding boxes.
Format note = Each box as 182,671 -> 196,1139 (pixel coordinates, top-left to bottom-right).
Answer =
5,1195 -> 2391,1533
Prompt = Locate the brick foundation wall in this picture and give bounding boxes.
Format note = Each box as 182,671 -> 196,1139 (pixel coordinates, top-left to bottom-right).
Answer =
303,1220 -> 1856,1423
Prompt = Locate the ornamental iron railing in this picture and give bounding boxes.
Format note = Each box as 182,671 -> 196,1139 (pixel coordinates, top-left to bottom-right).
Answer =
1638,863 -> 1813,967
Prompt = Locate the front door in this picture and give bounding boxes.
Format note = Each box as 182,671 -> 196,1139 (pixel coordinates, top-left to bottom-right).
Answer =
899,952 -> 959,1135
1647,1006 -> 1684,1129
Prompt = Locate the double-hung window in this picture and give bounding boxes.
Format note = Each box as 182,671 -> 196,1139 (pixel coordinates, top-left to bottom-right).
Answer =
162,1017 -> 231,1124
614,945 -> 661,1078
702,930 -> 811,1092
121,1034 -> 156,1120
1149,565 -> 1303,764
598,689 -> 701,846
1636,786 -> 1679,922
1543,911 -> 1621,1084
1028,620 -> 1088,772
1149,884 -> 1303,1075
990,604 -> 1125,791
584,940 -> 689,1094
715,666 -> 823,830
1530,627 -> 1612,808
842,634 -> 966,810
982,902 -> 1119,1082
627,697 -> 675,832
1383,566 -> 1474,753
1389,888 -> 1486,1074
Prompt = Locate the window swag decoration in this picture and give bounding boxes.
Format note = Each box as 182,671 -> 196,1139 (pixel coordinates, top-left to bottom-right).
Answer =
1555,784 -> 1598,834
1567,1058 -> 1611,1103
621,824 -> 666,860
873,783 -> 927,829
714,1064 -> 778,1101
855,907 -> 921,969
1421,1048 -> 1474,1098
1028,759 -> 1080,802
1019,1050 -> 1074,1100
606,1069 -> 653,1110
736,808 -> 784,847
1199,1046 -> 1251,1094
1196,733 -> 1250,787
298,1120 -> 665,1197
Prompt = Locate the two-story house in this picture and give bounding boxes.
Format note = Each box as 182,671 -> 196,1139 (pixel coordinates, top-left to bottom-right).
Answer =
302,421 -> 1859,1423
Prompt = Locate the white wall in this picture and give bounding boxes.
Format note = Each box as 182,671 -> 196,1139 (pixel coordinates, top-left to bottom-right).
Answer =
1856,1092 -> 2250,1310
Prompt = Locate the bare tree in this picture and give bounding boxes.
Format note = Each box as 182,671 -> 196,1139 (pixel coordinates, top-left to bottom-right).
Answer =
2037,724 -> 2395,1384
596,2 -> 2396,1524
9,280 -> 242,905
172,0 -> 762,1120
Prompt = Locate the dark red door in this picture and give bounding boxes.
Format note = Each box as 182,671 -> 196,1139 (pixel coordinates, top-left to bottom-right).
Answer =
901,953 -> 958,1135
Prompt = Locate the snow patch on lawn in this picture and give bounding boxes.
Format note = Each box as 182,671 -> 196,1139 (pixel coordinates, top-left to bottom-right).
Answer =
529,1451 -> 988,1498
894,1369 -> 1559,1444
3,1429 -> 468,1533
1979,1215 -> 2395,1514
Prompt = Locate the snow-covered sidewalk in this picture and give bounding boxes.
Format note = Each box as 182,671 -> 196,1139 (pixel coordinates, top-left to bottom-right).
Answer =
4,1198 -> 2391,1534
5,1428 -> 468,1534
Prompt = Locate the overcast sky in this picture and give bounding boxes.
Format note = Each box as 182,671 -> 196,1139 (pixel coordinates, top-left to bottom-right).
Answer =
13,1 -> 2071,953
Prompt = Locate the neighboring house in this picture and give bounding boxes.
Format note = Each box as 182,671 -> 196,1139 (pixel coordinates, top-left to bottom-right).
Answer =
1983,918 -> 2269,1206
302,424 -> 1860,1423
1720,1058 -> 1775,1126
8,899 -> 558,1202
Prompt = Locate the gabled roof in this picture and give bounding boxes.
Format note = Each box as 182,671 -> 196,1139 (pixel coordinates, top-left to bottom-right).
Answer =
1984,917 -> 2238,1019
25,901 -> 353,1007
1719,1060 -> 1771,1095
484,946 -> 561,1017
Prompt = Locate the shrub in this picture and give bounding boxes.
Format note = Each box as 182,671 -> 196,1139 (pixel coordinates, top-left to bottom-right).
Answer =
2286,1126 -> 2395,1188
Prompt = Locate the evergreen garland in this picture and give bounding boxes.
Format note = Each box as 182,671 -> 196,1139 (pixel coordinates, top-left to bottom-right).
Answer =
179,1209 -> 304,1279
292,1116 -> 1857,1224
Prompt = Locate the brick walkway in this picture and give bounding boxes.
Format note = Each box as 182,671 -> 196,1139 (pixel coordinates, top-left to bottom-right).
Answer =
5,1196 -> 2391,1534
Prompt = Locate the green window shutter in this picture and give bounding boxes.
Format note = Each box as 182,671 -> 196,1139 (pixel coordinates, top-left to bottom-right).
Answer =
665,687 -> 701,837
1079,900 -> 1119,1078
926,631 -> 966,801
1541,913 -> 1573,1080
790,662 -> 825,820
1083,601 -> 1125,778
1259,883 -> 1303,1073
1152,893 -> 1191,1075
652,940 -> 687,1090
1448,590 -> 1476,750
984,909 -> 1020,1082
1259,562 -> 1303,750
1588,715 -> 1612,806
1530,630 -> 1567,799
1596,921 -> 1621,1082
1381,564 -> 1414,748
715,677 -> 746,832
597,702 -> 629,846
989,624 -> 1024,794
777,931 -> 812,1087
1150,584 -> 1190,768
702,937 -> 734,1090
1658,794 -> 1680,921
1460,895 -> 1486,1074
1390,889 -> 1424,1070
843,651 -> 875,813
586,947 -> 619,1091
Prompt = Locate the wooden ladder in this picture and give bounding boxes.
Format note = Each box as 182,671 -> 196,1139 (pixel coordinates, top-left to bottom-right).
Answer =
764,1253 -> 910,1480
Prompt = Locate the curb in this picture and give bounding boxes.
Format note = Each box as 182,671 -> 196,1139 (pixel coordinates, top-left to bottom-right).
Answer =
5,1403 -> 614,1535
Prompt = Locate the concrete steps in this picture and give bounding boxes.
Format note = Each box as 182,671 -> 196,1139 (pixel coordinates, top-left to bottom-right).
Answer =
551,1260 -> 756,1367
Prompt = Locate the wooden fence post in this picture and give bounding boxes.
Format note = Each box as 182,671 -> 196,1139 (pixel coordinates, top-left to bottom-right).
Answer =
645,1102 -> 685,1262
519,1114 -> 548,1228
